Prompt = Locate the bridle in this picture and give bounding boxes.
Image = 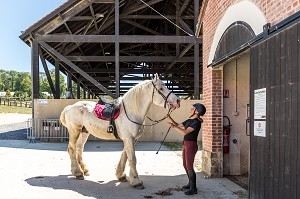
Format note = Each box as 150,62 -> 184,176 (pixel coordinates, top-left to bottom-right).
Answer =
151,81 -> 172,109
122,80 -> 174,126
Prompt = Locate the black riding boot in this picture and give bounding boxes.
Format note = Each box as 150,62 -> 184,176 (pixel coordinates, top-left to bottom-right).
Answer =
182,171 -> 190,190
184,170 -> 197,195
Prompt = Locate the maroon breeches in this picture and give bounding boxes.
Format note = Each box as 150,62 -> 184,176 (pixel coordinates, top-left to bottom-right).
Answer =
182,140 -> 198,171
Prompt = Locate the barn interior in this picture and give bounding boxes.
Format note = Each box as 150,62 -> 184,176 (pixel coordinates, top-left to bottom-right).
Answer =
19,0 -> 204,99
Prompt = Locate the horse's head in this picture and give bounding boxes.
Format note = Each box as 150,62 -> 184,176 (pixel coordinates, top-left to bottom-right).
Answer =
151,74 -> 180,110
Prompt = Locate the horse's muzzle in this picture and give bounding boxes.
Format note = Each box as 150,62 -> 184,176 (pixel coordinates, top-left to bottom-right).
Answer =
169,99 -> 180,110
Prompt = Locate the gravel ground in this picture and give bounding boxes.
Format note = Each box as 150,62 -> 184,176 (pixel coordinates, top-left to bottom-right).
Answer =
0,113 -> 31,140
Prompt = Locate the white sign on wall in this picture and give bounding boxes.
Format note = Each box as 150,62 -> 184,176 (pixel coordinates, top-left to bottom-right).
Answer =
254,121 -> 266,137
254,88 -> 266,119
38,99 -> 48,105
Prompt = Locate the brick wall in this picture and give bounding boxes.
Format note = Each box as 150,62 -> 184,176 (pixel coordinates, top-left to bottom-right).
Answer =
201,0 -> 300,176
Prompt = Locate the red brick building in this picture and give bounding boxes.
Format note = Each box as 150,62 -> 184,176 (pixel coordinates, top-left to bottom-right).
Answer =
201,0 -> 300,179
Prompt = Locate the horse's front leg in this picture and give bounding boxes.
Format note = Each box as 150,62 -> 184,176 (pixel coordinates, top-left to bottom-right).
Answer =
115,148 -> 127,182
123,137 -> 144,189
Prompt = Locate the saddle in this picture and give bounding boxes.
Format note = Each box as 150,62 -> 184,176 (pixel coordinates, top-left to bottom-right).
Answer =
94,98 -> 120,139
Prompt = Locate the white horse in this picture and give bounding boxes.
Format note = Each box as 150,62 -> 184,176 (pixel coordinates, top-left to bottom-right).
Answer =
60,74 -> 180,189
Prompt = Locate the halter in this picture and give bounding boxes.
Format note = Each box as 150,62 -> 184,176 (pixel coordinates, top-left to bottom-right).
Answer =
123,80 -> 173,126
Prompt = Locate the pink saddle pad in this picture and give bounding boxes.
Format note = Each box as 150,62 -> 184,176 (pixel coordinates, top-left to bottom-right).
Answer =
93,104 -> 120,121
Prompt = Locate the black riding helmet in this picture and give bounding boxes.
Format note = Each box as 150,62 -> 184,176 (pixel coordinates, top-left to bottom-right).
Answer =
193,103 -> 206,116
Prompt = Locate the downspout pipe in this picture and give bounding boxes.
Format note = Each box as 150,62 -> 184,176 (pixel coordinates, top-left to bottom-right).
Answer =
195,0 -> 209,37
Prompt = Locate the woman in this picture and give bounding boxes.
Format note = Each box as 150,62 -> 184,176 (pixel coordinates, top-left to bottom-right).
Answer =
166,103 -> 206,195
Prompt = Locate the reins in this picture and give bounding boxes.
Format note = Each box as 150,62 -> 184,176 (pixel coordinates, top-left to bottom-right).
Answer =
122,101 -> 172,126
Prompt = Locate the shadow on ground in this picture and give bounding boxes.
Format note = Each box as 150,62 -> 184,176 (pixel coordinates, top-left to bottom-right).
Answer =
25,174 -> 185,199
25,173 -> 247,199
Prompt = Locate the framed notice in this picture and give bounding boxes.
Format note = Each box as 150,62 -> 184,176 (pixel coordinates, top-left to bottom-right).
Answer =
254,88 -> 266,119
254,121 -> 266,137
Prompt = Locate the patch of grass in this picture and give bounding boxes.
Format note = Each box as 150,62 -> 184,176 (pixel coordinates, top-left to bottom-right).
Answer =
163,142 -> 183,151
163,141 -> 202,151
0,105 -> 32,114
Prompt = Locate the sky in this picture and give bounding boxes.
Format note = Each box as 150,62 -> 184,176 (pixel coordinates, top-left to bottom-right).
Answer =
0,1 -> 67,73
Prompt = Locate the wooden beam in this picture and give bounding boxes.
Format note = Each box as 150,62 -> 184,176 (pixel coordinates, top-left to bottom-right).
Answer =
89,5 -> 99,34
31,40 -> 39,101
176,0 -> 180,56
194,0 -> 199,33
65,56 -> 195,62
67,70 -> 73,91
178,18 -> 194,35
39,41 -> 116,98
72,68 -> 194,74
91,76 -> 195,81
93,0 -> 115,3
166,43 -> 194,70
122,0 -> 164,15
120,15 -> 194,19
68,16 -> 94,21
194,0 -> 200,98
39,0 -> 96,35
55,60 -> 61,98
39,51 -> 57,98
178,0 -> 192,16
77,79 -> 81,99
121,19 -> 162,35
194,38 -> 199,99
37,34 -> 202,43
115,0 -> 120,97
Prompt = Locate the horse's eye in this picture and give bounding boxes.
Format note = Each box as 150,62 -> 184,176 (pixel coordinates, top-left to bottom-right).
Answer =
159,87 -> 163,91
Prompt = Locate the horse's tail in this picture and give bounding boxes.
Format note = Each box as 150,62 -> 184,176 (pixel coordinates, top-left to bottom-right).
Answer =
60,106 -> 68,126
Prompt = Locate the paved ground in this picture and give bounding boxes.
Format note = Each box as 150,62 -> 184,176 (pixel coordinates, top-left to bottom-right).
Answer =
0,113 -> 31,125
0,140 -> 248,199
0,113 -> 248,199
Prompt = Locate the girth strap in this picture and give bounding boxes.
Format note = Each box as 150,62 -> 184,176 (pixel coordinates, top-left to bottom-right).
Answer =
107,104 -> 120,140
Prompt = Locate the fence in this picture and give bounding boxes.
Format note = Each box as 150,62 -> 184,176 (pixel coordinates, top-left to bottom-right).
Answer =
27,118 -> 68,142
0,98 -> 32,108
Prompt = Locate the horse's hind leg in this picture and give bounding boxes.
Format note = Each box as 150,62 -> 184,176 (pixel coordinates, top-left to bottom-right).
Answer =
116,148 -> 127,182
76,131 -> 90,176
67,129 -> 84,179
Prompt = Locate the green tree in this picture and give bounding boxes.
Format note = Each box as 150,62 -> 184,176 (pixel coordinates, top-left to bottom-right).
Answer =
15,72 -> 31,97
40,69 -> 66,98
5,89 -> 11,97
0,71 -> 10,91
8,70 -> 18,91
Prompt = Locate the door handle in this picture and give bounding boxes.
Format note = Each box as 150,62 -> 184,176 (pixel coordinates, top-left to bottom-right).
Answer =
246,118 -> 250,136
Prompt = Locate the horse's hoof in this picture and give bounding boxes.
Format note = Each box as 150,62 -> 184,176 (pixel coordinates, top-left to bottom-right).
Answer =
76,175 -> 84,180
134,185 -> 145,190
118,174 -> 127,182
132,179 -> 144,189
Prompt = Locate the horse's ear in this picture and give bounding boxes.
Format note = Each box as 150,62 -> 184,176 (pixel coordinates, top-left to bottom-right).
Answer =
153,73 -> 159,82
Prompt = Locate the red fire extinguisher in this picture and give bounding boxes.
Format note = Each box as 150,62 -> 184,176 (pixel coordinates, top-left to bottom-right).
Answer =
223,116 -> 231,154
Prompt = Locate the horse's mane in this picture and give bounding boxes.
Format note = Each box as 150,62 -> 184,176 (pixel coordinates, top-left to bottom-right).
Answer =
117,80 -> 152,117
121,80 -> 152,102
